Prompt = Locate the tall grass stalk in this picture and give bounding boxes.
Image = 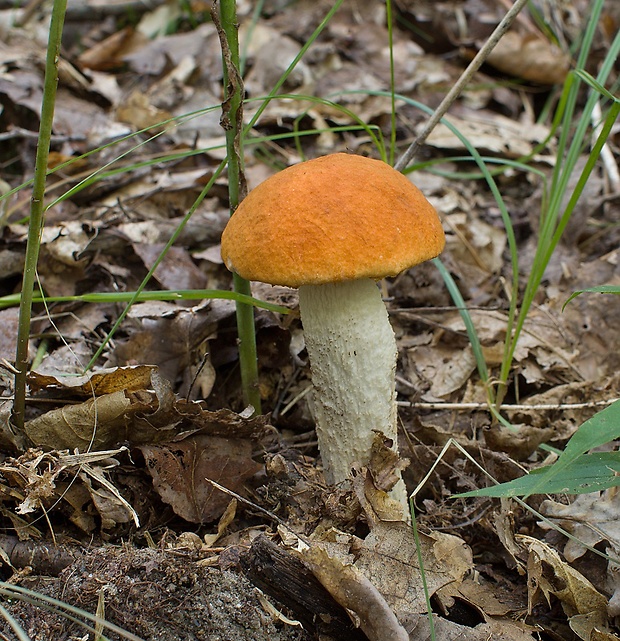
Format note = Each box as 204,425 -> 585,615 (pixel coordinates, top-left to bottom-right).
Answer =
496,2 -> 620,405
12,0 -> 67,432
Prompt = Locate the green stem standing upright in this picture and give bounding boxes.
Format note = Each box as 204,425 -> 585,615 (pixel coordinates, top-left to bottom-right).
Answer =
12,0 -> 68,433
212,0 -> 261,413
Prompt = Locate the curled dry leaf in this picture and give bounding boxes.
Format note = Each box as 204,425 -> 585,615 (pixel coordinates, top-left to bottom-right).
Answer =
522,535 -> 611,640
425,112 -> 550,158
27,365 -> 158,396
25,389 -> 156,451
541,490 -> 620,617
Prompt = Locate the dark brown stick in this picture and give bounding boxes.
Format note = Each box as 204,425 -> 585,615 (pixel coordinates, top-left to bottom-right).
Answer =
241,535 -> 367,641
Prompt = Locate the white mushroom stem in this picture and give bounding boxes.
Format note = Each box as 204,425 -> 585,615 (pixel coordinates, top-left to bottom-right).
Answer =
298,279 -> 408,514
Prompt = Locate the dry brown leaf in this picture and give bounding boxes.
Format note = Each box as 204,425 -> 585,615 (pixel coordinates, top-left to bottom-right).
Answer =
27,365 -> 157,396
25,391 -> 144,451
80,471 -> 137,530
353,521 -> 472,615
203,499 -> 237,548
132,243 -> 207,291
116,91 -> 172,132
110,301 -> 233,387
139,434 -> 261,523
408,614 -> 537,640
78,26 -> 146,71
54,480 -> 96,533
486,30 -> 571,84
541,489 -> 620,617
404,343 -> 477,401
522,536 -> 611,639
0,308 -> 29,362
541,490 -> 620,562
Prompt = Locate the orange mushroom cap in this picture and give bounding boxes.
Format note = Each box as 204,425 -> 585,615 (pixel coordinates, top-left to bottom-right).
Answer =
221,153 -> 445,288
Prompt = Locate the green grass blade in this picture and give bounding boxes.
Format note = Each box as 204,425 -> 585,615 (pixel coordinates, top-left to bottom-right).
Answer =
563,285 -> 620,310
432,258 -> 490,392
0,289 -> 289,313
458,451 -> 620,498
459,400 -> 620,498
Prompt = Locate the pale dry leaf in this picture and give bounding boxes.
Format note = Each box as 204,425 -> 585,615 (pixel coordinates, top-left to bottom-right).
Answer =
354,521 -> 473,615
78,26 -> 146,71
80,470 -> 138,530
446,213 -> 507,274
404,343 -> 477,401
540,490 -> 620,562
541,489 -> 620,617
242,24 -> 310,95
203,499 -> 237,548
522,535 -> 610,639
132,243 -> 207,291
27,364 -> 157,395
24,389 -> 155,451
0,308 -> 30,362
425,112 -> 550,158
136,0 -> 183,39
352,468 -> 407,524
486,30 -> 571,84
116,91 -> 172,132
407,612 -> 536,640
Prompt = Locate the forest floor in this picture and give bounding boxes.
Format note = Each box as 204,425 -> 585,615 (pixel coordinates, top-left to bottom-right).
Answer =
0,0 -> 618,639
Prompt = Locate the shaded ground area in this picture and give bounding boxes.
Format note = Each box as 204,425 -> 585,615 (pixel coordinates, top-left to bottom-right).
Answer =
2,543 -> 310,641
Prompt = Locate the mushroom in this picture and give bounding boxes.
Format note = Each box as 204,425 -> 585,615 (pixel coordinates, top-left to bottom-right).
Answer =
221,153 -> 445,514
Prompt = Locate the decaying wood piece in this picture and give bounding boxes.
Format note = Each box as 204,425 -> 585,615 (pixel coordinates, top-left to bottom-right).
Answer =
241,535 -> 367,641
0,534 -> 79,576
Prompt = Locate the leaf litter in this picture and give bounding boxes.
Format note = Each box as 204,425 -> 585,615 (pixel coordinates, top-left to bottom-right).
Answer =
0,0 -> 618,639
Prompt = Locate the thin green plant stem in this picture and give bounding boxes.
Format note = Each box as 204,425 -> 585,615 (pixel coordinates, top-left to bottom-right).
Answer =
432,258 -> 490,395
213,0 -> 261,413
12,0 -> 67,432
0,289 -> 288,312
0,582 -> 145,640
0,602 -> 31,641
408,501 -> 436,641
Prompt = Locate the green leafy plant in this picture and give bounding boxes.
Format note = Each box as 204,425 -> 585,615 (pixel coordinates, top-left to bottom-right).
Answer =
459,399 -> 620,498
